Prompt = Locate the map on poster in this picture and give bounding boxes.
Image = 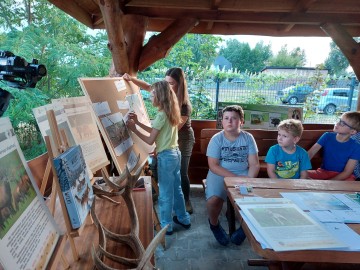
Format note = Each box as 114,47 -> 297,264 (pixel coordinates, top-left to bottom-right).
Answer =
216,102 -> 303,130
0,117 -> 60,270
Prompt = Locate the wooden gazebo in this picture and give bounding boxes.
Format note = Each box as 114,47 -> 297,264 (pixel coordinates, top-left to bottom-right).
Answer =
48,0 -> 360,109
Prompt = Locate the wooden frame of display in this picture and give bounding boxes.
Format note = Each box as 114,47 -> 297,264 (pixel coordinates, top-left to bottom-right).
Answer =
79,77 -> 154,175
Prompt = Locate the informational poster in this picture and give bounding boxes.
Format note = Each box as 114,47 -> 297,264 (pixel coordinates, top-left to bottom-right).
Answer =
52,96 -> 109,173
33,102 -> 76,154
216,102 -> 303,129
0,117 -> 61,270
79,77 -> 155,174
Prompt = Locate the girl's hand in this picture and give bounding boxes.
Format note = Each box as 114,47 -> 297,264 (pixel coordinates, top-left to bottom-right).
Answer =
126,119 -> 136,131
122,73 -> 132,81
128,112 -> 138,123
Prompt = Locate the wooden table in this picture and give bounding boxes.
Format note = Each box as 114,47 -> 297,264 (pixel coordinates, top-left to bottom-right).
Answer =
49,176 -> 154,269
224,177 -> 360,270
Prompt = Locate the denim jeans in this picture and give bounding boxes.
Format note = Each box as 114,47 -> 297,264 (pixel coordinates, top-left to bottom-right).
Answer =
157,148 -> 190,232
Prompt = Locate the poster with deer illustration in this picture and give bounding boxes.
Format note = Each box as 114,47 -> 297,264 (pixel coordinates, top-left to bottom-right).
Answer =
0,117 -> 60,270
53,145 -> 94,229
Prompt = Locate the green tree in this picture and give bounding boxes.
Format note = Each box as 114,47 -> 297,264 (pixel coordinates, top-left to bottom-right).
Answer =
0,0 -> 111,159
146,33 -> 222,75
267,45 -> 306,67
324,41 -> 349,76
219,39 -> 272,73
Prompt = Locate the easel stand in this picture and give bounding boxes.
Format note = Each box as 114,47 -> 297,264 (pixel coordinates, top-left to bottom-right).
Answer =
44,110 -> 82,263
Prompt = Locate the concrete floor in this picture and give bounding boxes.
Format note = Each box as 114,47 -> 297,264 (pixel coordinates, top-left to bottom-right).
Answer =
154,185 -> 268,270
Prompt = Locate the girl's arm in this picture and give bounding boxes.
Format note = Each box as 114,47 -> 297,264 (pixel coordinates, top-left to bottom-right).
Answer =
332,159 -> 357,180
267,163 -> 278,179
307,143 -> 322,160
122,73 -> 151,92
128,121 -> 159,145
178,115 -> 187,130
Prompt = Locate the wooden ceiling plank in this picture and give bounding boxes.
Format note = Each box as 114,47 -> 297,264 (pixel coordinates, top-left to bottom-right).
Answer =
321,23 -> 360,110
98,0 -> 129,74
123,7 -> 360,24
138,18 -> 198,71
48,0 -> 94,28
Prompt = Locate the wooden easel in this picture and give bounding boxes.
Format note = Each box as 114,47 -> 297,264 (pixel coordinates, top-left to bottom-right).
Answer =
44,109 -> 82,263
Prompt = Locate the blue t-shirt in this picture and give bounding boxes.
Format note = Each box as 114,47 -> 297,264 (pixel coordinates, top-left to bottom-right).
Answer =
351,132 -> 360,179
265,144 -> 312,179
318,132 -> 360,172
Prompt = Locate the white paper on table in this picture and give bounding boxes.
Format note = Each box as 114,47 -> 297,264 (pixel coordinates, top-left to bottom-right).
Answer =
308,210 -> 342,223
240,203 -> 347,251
322,223 -> 360,250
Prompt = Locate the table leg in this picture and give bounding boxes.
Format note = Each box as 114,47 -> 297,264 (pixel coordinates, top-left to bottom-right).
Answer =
226,196 -> 236,235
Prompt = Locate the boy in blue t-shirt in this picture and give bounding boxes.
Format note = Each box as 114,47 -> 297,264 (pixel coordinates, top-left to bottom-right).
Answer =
265,119 -> 311,179
308,111 -> 360,181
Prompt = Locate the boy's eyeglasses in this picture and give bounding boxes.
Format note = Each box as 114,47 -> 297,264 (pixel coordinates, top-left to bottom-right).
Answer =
336,119 -> 355,129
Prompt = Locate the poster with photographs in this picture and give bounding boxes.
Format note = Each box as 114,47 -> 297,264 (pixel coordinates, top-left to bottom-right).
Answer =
0,117 -> 60,270
216,102 -> 303,130
79,77 -> 155,174
100,112 -> 133,156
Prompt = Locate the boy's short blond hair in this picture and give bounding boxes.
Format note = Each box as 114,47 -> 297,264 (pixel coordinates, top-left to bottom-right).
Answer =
278,119 -> 304,137
343,111 -> 360,132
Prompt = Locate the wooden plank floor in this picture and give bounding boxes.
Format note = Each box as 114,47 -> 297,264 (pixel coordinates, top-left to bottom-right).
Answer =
49,176 -> 153,269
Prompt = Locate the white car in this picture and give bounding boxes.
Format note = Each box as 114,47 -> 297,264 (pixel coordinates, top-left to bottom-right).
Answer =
315,88 -> 358,115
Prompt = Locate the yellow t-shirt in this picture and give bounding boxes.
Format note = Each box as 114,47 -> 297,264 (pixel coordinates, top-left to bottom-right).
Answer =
152,111 -> 178,153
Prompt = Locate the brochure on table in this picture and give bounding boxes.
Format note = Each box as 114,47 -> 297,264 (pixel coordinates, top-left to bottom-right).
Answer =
0,117 -> 61,270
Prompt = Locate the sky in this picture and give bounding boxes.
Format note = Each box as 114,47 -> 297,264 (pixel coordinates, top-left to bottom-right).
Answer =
220,35 -> 333,67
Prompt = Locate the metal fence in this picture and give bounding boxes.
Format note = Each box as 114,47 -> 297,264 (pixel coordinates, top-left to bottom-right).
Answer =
188,77 -> 359,124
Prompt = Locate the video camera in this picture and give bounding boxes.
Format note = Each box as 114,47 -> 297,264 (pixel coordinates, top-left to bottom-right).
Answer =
0,50 -> 47,116
0,50 -> 47,88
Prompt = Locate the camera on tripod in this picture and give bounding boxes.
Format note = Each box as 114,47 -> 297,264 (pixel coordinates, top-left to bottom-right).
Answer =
0,50 -> 47,117
0,50 -> 47,88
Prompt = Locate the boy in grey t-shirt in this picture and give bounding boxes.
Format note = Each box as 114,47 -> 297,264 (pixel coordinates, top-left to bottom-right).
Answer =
206,105 -> 260,246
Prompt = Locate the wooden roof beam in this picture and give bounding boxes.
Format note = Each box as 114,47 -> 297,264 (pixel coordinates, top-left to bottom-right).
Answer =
138,18 -> 198,71
321,23 -> 360,110
48,0 -> 94,27
98,0 -> 129,74
279,0 -> 317,32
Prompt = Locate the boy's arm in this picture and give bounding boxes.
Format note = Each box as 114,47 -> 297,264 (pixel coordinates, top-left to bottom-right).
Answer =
307,143 -> 322,160
266,163 -> 278,179
208,157 -> 238,177
247,154 -> 260,178
300,170 -> 308,179
332,159 -> 357,180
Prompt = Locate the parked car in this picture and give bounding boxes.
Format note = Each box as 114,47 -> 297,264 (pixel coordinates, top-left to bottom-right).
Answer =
276,85 -> 314,105
315,88 -> 358,115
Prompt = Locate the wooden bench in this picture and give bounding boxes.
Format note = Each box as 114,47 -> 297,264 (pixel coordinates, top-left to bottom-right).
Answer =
199,128 -> 331,178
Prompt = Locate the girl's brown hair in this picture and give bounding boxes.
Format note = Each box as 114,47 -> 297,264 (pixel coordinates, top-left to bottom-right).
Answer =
151,81 -> 182,126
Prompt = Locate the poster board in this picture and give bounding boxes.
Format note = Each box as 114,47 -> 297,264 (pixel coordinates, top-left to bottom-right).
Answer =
216,102 -> 303,129
78,77 -> 154,174
33,96 -> 109,176
0,117 -> 61,270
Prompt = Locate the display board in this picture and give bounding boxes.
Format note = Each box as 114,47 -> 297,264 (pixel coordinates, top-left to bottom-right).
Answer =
0,117 -> 61,270
33,96 -> 109,176
216,102 -> 303,129
79,77 -> 154,174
